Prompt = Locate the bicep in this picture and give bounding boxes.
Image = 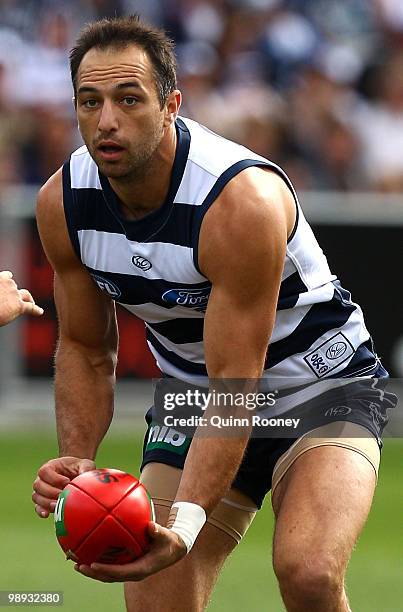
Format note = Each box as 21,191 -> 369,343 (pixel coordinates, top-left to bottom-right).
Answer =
54,267 -> 117,353
203,253 -> 283,378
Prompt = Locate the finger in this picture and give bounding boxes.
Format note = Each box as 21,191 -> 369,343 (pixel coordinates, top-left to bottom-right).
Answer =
32,491 -> 58,511
146,522 -> 173,544
0,271 -> 13,279
20,300 -> 44,317
37,464 -> 71,488
34,504 -> 53,518
148,521 -> 161,539
90,561 -> 148,578
33,477 -> 63,499
18,289 -> 34,303
74,564 -> 118,583
90,553 -> 156,582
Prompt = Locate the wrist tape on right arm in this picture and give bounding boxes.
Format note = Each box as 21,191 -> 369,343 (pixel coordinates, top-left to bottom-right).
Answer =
167,501 -> 207,553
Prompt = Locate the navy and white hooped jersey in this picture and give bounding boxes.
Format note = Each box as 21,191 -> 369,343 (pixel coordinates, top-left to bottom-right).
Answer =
62,116 -> 379,386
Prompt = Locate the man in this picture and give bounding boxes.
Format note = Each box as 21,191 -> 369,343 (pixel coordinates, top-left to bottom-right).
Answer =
0,270 -> 43,326
32,16 -> 392,612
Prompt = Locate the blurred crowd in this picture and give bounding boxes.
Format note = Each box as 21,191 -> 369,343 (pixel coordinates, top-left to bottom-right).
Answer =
1,0 -> 403,192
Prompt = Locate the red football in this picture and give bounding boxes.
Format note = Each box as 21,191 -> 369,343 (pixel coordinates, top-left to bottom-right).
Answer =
54,468 -> 154,565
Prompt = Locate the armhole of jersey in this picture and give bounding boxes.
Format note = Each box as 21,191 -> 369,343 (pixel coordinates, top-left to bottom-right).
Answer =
62,160 -> 81,260
192,159 -> 299,274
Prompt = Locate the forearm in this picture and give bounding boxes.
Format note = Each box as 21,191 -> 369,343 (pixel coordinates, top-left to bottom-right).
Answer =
174,376 -> 259,514
174,431 -> 250,516
55,339 -> 116,459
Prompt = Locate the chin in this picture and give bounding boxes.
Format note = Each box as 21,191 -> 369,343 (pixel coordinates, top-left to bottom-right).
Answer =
96,160 -> 129,178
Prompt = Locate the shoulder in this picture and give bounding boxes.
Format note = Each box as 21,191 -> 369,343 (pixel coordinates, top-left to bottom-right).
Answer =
36,168 -> 79,270
214,166 -> 295,226
180,116 -> 266,177
37,166 -> 63,200
37,168 -> 64,229
199,167 -> 295,280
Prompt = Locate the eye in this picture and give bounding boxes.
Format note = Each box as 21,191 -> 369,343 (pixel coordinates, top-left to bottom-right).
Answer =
122,97 -> 137,106
83,99 -> 99,109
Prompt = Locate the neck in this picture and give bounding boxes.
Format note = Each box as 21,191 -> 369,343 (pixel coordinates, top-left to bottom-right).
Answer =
109,123 -> 177,220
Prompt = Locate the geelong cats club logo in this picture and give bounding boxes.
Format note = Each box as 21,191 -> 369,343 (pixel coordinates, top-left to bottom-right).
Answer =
132,255 -> 152,271
325,342 -> 347,360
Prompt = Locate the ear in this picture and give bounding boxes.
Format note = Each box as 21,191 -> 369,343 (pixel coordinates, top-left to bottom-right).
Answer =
73,97 -> 82,135
164,90 -> 182,127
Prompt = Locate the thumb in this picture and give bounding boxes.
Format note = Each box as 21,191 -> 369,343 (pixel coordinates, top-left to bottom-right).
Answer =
148,521 -> 160,540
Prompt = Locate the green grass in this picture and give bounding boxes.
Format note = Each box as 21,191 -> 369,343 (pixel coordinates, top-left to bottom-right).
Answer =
0,430 -> 401,611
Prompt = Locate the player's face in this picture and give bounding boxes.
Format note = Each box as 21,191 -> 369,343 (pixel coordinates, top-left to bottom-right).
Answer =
75,45 -> 170,179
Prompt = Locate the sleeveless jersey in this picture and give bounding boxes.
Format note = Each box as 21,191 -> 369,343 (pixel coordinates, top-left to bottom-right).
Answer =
62,116 -> 379,387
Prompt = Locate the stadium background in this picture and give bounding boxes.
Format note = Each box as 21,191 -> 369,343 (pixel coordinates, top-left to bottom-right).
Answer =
0,1 -> 402,610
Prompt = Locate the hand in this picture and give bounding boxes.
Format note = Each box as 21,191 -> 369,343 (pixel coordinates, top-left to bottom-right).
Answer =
0,271 -> 43,326
32,456 -> 95,518
75,522 -> 187,582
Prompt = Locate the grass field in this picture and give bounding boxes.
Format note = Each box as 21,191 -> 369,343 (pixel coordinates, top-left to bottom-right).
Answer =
1,429 -> 401,611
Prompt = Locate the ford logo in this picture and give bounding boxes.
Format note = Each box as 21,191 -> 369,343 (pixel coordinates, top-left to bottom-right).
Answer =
162,287 -> 211,311
132,255 -> 152,271
325,342 -> 347,360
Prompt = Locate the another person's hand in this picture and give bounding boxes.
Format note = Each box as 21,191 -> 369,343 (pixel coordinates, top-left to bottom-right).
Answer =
0,271 -> 43,326
32,457 -> 96,518
75,522 -> 187,582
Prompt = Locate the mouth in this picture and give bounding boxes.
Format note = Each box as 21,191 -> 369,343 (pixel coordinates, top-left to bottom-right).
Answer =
96,142 -> 125,161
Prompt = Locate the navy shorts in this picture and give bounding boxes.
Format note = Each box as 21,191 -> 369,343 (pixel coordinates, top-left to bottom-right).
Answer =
140,368 -> 396,508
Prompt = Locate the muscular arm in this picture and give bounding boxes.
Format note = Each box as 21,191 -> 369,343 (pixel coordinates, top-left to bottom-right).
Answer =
37,169 -> 118,459
175,168 -> 295,514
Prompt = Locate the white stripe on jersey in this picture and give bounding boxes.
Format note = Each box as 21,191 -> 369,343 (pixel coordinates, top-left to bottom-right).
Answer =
78,230 -> 206,284
287,210 -> 336,290
146,326 -> 205,364
270,305 -> 312,344
282,255 -> 299,281
174,160 -> 217,206
70,146 -> 101,190
184,118 -> 269,177
296,283 -> 335,307
147,344 -> 208,384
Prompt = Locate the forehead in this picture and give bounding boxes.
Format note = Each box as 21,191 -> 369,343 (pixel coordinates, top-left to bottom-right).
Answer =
77,44 -> 155,89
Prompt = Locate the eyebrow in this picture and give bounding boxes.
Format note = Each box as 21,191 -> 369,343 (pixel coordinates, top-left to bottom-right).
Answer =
77,81 -> 143,95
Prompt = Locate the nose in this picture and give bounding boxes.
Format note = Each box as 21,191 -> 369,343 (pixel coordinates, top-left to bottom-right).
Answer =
97,99 -> 118,133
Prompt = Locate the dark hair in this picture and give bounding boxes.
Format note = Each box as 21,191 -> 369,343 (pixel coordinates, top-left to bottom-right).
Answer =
70,15 -> 177,107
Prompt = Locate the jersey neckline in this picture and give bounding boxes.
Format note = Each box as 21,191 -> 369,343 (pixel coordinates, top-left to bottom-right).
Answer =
97,118 -> 191,242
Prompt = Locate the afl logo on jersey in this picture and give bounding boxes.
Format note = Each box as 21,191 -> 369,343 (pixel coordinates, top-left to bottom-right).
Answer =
132,255 -> 152,271
325,342 -> 347,360
91,274 -> 121,299
162,287 -> 211,311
